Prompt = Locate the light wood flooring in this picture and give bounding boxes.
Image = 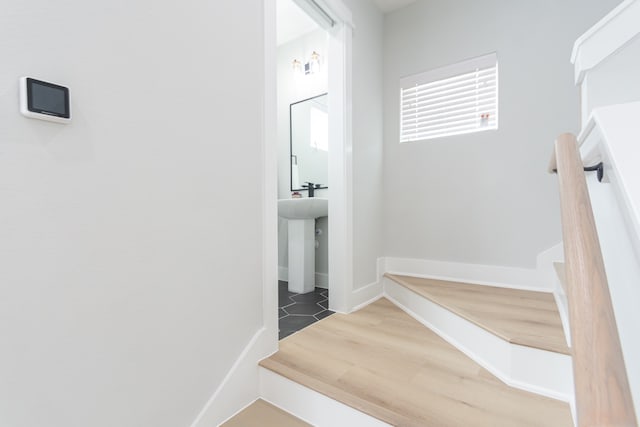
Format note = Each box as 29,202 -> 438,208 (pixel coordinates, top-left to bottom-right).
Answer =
221,399 -> 311,427
260,298 -> 572,427
385,273 -> 570,355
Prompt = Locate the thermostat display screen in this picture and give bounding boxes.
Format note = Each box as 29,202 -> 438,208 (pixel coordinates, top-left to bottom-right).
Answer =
31,82 -> 67,116
25,78 -> 70,119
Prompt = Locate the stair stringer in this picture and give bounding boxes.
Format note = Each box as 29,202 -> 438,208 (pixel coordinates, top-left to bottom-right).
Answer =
383,277 -> 574,403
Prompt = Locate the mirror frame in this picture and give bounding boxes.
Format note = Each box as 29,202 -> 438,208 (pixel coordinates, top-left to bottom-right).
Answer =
290,92 -> 329,192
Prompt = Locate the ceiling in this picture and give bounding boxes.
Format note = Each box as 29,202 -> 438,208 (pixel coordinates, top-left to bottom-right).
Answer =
372,0 -> 417,13
277,0 -> 417,46
277,0 -> 319,46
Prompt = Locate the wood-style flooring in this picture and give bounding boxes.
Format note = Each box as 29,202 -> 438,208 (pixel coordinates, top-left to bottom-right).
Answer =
385,273 -> 570,354
260,298 -> 572,427
221,399 -> 311,427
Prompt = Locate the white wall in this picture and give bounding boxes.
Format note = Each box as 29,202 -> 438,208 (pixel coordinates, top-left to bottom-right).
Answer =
584,34 -> 640,121
382,0 -> 621,268
343,0 -> 385,289
0,2 -> 265,427
277,30 -> 329,200
276,29 -> 329,280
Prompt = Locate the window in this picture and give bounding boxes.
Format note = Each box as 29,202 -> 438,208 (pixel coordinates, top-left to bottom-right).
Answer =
400,52 -> 498,142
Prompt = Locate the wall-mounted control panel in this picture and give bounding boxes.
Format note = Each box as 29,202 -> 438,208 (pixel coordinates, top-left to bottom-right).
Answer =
20,77 -> 71,124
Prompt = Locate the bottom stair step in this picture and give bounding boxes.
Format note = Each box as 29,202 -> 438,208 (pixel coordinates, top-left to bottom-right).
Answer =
260,298 -> 572,427
221,399 -> 311,427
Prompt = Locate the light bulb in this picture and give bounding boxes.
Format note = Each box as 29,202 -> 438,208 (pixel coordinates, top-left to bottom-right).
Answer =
309,51 -> 320,74
292,59 -> 302,74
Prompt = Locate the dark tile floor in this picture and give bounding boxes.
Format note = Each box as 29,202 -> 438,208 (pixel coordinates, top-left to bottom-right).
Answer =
279,280 -> 334,340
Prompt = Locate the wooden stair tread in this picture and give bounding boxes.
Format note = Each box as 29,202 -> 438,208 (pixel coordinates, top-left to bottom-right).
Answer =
386,274 -> 571,355
221,399 -> 312,427
260,298 -> 572,427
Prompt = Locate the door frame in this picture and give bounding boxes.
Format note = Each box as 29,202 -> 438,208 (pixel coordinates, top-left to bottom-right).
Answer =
262,0 -> 354,345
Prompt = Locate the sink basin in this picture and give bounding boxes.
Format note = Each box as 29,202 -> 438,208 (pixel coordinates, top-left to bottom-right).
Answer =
278,198 -> 328,220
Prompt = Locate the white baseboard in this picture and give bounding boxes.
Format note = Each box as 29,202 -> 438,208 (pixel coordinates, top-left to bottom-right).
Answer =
536,243 -> 564,288
259,367 -> 392,427
384,278 -> 574,402
350,280 -> 383,313
278,266 -> 288,282
383,257 -> 548,291
348,258 -> 386,312
536,243 -> 572,347
376,256 -> 386,280
315,272 -> 329,289
190,328 -> 275,427
277,266 -> 329,289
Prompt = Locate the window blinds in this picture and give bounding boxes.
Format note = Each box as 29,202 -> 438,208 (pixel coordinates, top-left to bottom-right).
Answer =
400,53 -> 498,142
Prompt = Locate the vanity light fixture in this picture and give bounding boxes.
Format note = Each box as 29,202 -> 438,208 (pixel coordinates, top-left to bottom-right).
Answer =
292,51 -> 321,76
306,51 -> 320,74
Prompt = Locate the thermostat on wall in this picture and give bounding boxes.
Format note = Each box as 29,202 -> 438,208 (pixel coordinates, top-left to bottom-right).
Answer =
20,77 -> 71,123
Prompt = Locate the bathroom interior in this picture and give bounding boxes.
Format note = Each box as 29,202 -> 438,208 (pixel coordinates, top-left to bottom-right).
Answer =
276,0 -> 333,339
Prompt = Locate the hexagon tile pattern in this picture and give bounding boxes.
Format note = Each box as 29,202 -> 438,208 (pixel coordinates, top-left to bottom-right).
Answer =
279,281 -> 334,340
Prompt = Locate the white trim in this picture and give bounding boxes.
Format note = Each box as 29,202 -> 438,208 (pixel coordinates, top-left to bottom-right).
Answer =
348,257 -> 386,312
315,272 -> 329,288
535,243 -> 564,287
383,279 -> 574,402
536,243 -> 572,347
376,256 -> 385,280
350,280 -> 384,313
580,104 -> 640,258
576,104 -> 640,416
259,368 -> 391,426
327,18 -> 354,314
383,256 -> 548,291
263,0 -> 280,352
400,52 -> 497,88
587,172 -> 640,418
312,0 -> 354,29
278,267 -> 330,289
552,276 -> 571,348
347,257 -> 387,313
292,0 -> 336,29
190,328 -> 270,427
278,265 -> 288,282
571,0 -> 640,84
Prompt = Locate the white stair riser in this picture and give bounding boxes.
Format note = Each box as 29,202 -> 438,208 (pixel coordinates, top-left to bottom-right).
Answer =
383,278 -> 574,402
259,368 -> 391,427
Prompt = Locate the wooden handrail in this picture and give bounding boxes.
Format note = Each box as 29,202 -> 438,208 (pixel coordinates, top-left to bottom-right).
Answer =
552,133 -> 637,427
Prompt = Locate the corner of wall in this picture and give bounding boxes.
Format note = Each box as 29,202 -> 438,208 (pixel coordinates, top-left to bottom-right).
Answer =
189,327 -> 276,427
382,257 -> 546,291
380,244 -> 566,294
348,257 -> 386,312
536,242 -> 565,286
535,243 -> 571,347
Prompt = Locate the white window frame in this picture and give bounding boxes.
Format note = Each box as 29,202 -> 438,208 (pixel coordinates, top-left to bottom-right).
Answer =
400,52 -> 498,142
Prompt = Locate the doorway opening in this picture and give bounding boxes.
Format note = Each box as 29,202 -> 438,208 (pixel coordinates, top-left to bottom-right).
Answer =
269,0 -> 353,340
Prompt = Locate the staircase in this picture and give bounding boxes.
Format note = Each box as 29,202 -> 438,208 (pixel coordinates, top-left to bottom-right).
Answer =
257,276 -> 573,426
250,1 -> 640,423
222,1 -> 640,425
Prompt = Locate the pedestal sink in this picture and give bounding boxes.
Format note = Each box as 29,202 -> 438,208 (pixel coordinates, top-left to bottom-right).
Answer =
278,198 -> 328,294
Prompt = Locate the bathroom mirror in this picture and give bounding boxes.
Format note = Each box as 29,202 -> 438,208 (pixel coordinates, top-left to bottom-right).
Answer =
290,93 -> 328,192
